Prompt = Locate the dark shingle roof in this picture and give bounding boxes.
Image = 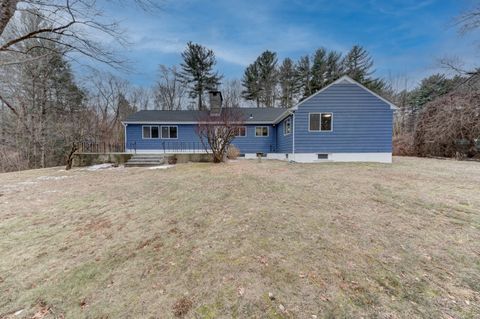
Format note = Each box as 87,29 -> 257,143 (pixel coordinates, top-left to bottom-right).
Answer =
124,108 -> 288,124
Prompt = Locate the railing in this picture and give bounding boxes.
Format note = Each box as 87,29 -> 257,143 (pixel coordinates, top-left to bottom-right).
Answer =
162,141 -> 206,153
79,141 -> 129,153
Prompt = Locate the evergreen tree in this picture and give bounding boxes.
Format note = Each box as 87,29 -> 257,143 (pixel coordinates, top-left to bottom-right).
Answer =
325,50 -> 343,85
408,74 -> 459,112
241,62 -> 261,107
296,55 -> 312,100
342,45 -> 388,93
256,50 -> 278,107
179,42 -> 222,110
343,45 -> 374,82
310,48 -> 327,92
278,58 -> 299,108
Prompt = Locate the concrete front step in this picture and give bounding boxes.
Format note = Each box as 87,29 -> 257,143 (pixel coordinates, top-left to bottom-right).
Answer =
125,162 -> 164,167
125,154 -> 165,167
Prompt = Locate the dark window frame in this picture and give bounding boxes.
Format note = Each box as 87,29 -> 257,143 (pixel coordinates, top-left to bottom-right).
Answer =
308,112 -> 333,132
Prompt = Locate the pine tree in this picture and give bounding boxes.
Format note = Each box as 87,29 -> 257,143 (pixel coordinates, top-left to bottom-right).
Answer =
310,48 -> 327,92
325,50 -> 343,85
296,55 -> 312,100
278,58 -> 299,108
342,45 -> 374,82
256,50 -> 278,107
179,42 -> 222,110
241,62 -> 261,107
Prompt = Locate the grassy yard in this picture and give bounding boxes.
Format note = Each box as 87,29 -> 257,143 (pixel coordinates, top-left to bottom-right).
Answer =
0,157 -> 479,318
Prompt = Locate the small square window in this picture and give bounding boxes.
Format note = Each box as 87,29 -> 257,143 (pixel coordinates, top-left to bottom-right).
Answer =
309,113 -> 333,131
161,126 -> 178,139
235,126 -> 246,137
256,126 -> 268,137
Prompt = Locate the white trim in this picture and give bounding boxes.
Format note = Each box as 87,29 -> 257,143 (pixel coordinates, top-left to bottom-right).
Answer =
160,125 -> 178,139
291,75 -> 398,111
255,126 -> 269,137
234,126 -> 247,137
283,117 -> 292,135
308,112 -> 333,132
131,149 -> 209,154
123,120 -> 280,125
142,125 -> 161,139
291,152 -> 392,163
292,111 -> 295,161
242,152 -> 391,163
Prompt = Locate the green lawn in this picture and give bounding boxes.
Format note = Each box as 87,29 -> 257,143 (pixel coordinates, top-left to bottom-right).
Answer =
0,157 -> 479,318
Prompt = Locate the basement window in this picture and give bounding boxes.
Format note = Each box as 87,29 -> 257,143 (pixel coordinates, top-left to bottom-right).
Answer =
317,153 -> 329,160
161,126 -> 178,139
142,125 -> 160,139
309,113 -> 333,131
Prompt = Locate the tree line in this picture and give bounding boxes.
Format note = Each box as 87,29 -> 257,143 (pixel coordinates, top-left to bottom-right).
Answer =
0,1 -> 479,172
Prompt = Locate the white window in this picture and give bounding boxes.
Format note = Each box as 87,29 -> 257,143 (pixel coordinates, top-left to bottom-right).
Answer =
255,126 -> 269,137
309,113 -> 333,131
284,117 -> 292,135
161,126 -> 178,139
142,125 -> 160,139
234,126 -> 246,137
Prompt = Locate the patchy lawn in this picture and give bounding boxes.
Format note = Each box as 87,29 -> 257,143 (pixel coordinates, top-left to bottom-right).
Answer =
0,157 -> 479,318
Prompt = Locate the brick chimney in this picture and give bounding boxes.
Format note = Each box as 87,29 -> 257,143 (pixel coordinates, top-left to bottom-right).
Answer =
209,90 -> 222,116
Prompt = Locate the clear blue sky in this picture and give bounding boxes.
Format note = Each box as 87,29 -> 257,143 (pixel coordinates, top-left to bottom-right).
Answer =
92,0 -> 479,90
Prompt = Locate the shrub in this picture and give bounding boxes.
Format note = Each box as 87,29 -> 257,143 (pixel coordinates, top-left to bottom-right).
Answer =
168,155 -> 177,165
226,145 -> 240,160
414,91 -> 480,158
393,133 -> 415,156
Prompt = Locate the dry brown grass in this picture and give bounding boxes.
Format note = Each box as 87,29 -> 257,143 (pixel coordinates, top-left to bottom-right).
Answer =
0,157 -> 479,318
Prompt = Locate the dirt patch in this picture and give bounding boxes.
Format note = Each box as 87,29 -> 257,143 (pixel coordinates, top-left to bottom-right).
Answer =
172,296 -> 193,317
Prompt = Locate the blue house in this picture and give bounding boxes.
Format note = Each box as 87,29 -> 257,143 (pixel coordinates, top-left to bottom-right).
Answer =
123,76 -> 397,163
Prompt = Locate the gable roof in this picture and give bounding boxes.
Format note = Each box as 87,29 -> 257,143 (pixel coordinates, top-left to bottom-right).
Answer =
291,75 -> 398,111
124,76 -> 396,126
123,107 -> 287,124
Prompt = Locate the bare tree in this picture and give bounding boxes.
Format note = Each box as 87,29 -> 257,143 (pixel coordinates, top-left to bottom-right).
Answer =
455,5 -> 480,34
220,79 -> 243,108
86,71 -> 136,143
196,108 -> 244,163
153,65 -> 186,110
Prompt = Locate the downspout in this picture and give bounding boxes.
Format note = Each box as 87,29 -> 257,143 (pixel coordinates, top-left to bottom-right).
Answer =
289,111 -> 296,162
122,122 -> 127,153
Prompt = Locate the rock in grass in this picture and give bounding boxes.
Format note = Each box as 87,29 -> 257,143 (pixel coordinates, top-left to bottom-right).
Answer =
268,292 -> 275,300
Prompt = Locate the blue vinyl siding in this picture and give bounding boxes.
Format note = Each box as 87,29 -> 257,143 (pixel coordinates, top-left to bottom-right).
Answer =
125,82 -> 393,155
126,124 -> 201,150
232,125 -> 275,153
276,116 -> 293,153
126,123 -> 275,154
294,83 -> 393,153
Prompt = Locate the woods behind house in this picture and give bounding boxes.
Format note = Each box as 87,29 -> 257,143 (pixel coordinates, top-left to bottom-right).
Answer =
0,1 -> 479,172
